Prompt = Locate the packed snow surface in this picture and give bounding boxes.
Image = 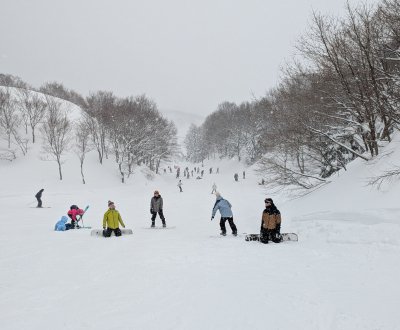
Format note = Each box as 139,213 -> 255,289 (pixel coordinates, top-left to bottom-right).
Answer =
1,125 -> 400,329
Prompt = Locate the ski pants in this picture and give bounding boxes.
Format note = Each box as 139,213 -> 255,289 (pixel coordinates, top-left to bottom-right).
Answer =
36,197 -> 42,208
260,228 -> 281,244
220,217 -> 237,234
151,210 -> 166,224
103,228 -> 122,237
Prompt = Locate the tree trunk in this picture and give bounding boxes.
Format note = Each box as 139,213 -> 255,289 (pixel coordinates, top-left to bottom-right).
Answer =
80,161 -> 86,184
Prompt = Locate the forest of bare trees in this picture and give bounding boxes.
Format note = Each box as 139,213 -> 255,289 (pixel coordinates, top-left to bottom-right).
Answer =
185,0 -> 400,190
0,75 -> 178,182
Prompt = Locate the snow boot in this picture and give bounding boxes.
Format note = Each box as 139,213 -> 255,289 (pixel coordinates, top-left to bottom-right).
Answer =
220,231 -> 226,236
151,221 -> 155,228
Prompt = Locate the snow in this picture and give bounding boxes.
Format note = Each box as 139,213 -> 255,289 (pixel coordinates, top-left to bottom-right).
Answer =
1,102 -> 400,329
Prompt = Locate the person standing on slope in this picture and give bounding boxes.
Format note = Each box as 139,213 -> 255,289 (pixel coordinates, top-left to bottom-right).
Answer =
177,180 -> 183,192
211,192 -> 237,236
150,190 -> 166,228
103,200 -> 125,237
35,188 -> 44,208
260,198 -> 281,244
211,182 -> 217,194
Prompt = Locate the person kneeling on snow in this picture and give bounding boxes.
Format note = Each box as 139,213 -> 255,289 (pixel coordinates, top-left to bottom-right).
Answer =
103,200 -> 125,237
260,198 -> 281,244
67,205 -> 85,229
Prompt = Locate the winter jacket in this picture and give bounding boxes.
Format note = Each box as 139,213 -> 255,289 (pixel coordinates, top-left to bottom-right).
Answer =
103,209 -> 125,229
212,197 -> 233,218
54,216 -> 68,231
67,208 -> 84,221
261,206 -> 281,230
150,195 -> 163,213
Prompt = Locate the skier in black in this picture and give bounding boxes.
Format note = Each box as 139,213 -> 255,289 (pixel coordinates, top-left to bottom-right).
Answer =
35,189 -> 44,208
150,190 -> 166,227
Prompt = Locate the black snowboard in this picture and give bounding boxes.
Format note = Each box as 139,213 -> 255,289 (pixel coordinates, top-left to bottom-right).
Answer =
245,233 -> 298,242
91,229 -> 133,237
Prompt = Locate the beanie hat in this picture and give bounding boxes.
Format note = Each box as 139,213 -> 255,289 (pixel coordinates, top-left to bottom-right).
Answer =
264,198 -> 273,204
108,200 -> 114,206
154,190 -> 159,194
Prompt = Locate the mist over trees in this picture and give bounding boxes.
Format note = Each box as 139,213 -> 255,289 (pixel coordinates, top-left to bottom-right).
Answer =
185,0 -> 400,190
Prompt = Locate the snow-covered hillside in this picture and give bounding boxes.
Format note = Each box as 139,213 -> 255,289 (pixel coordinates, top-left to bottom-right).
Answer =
0,94 -> 399,330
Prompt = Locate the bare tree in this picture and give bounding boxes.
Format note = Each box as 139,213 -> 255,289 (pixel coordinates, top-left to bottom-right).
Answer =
84,91 -> 115,164
0,88 -> 20,149
17,89 -> 47,143
75,120 -> 92,184
40,96 -> 71,180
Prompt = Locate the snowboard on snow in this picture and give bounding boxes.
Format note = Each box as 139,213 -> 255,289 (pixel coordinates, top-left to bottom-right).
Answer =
209,233 -> 242,238
30,206 -> 51,208
245,233 -> 298,242
90,229 -> 133,237
143,226 -> 176,229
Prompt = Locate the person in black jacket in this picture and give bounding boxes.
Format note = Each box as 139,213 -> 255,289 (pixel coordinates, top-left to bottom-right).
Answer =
150,190 -> 166,227
35,189 -> 44,208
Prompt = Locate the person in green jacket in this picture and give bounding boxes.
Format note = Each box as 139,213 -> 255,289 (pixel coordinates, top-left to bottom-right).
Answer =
103,200 -> 125,237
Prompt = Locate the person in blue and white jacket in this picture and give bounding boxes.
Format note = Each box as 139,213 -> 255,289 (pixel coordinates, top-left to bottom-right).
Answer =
211,192 -> 237,236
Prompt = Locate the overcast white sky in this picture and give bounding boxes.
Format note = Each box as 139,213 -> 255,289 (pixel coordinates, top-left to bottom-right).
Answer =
0,0 -> 379,116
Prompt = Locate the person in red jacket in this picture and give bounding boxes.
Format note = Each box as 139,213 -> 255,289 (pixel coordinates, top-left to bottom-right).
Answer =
67,205 -> 85,228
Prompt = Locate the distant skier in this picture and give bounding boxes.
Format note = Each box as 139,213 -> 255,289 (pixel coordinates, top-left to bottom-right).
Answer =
243,171 -> 246,179
216,168 -> 219,174
178,180 -> 183,192
211,192 -> 237,236
211,182 -> 217,194
201,170 -> 204,177
150,190 -> 166,228
103,200 -> 125,237
234,173 -> 239,182
67,205 -> 85,229
260,198 -> 281,244
35,188 -> 44,208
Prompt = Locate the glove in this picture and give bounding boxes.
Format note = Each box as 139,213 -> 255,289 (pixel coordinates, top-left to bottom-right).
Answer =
211,217 -> 214,221
275,223 -> 281,235
122,224 -> 125,228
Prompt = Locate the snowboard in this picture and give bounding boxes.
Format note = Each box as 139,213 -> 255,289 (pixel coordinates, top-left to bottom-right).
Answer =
90,229 -> 133,237
143,226 -> 176,229
245,233 -> 298,242
209,233 -> 241,238
30,206 -> 51,208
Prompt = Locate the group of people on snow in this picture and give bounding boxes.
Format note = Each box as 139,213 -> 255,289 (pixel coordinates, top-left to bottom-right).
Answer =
50,185 -> 282,242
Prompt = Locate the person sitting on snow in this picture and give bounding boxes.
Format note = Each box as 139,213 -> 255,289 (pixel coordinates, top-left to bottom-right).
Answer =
54,216 -> 69,231
260,198 -> 282,244
103,200 -> 125,237
67,205 -> 85,229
